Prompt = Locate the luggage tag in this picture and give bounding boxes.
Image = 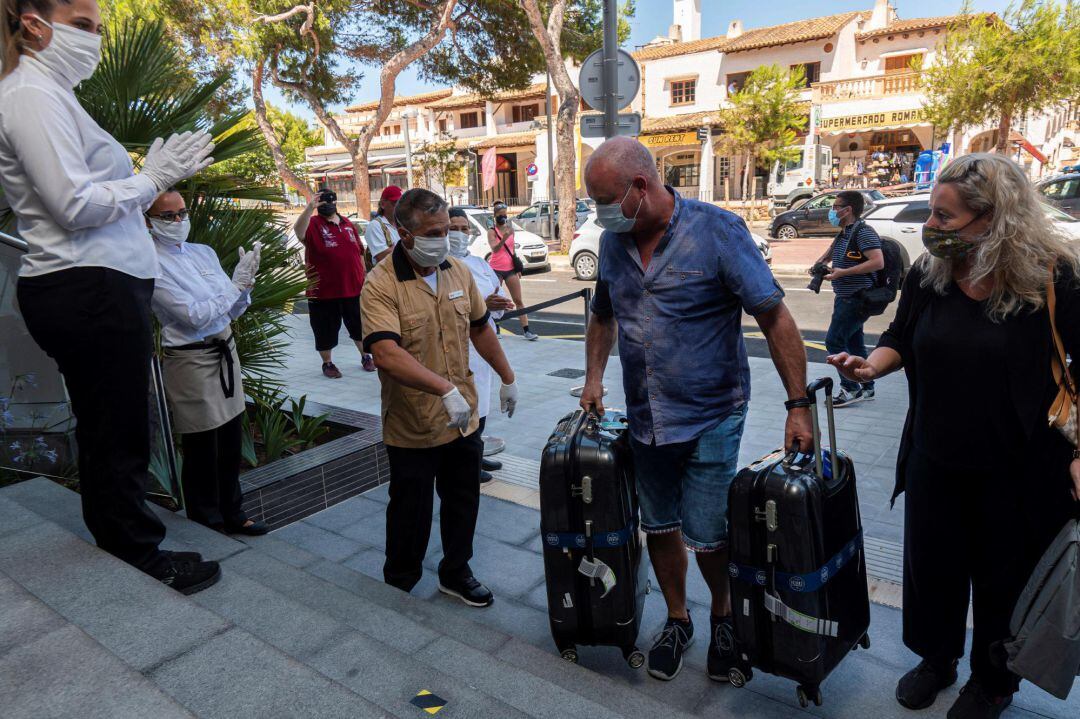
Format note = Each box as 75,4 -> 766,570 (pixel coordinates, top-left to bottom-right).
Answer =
578,556 -> 616,597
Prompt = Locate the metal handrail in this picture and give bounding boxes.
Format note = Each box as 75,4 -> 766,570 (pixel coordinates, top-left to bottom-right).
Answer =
0,228 -> 27,251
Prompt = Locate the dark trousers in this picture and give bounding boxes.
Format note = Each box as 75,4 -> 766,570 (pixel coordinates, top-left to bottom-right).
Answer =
180,413 -> 246,530
17,267 -> 167,573
825,295 -> 874,393
308,295 -> 363,352
383,427 -> 484,592
902,443 -> 1071,695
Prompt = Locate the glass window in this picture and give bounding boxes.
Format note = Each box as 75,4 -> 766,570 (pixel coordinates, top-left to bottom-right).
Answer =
512,104 -> 541,123
460,111 -> 480,129
790,62 -> 821,87
894,202 -> 932,224
519,208 -> 538,219
806,194 -> 835,210
665,154 -> 700,188
717,156 -> 730,180
726,72 -> 750,95
670,79 -> 696,105
1042,179 -> 1080,199
438,118 -> 447,132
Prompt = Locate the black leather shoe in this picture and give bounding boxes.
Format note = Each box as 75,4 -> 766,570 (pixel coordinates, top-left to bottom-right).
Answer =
947,679 -> 1013,719
482,458 -> 502,471
480,470 -> 494,484
438,575 -> 494,607
225,520 -> 270,536
155,558 -> 222,596
161,550 -> 202,563
896,659 -> 959,710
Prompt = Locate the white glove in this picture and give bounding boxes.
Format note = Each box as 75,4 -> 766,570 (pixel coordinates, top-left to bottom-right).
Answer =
232,244 -> 259,290
441,387 -> 472,430
141,131 -> 216,191
499,381 -> 518,418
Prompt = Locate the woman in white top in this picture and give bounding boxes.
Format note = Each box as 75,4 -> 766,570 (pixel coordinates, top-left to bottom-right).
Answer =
448,208 -> 515,481
147,189 -> 269,537
0,0 -> 219,594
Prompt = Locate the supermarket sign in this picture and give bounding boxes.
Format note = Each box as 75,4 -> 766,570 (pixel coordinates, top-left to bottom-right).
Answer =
818,108 -> 927,132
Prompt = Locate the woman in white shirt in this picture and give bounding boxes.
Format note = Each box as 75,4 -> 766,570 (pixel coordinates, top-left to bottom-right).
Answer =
0,0 -> 219,594
448,208 -> 515,482
147,189 -> 268,537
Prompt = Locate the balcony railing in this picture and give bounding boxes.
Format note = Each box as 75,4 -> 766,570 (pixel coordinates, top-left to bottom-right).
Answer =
812,72 -> 921,103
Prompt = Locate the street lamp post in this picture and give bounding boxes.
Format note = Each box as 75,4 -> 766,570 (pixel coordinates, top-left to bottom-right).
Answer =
401,109 -> 417,190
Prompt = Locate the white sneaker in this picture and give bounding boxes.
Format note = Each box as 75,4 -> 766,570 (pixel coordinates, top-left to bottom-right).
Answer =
833,389 -> 865,408
523,329 -> 539,341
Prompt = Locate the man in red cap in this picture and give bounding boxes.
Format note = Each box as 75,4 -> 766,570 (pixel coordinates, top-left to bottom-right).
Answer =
365,185 -> 403,264
293,187 -> 375,377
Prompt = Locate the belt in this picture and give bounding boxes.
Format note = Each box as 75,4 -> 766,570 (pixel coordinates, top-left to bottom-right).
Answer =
169,334 -> 236,399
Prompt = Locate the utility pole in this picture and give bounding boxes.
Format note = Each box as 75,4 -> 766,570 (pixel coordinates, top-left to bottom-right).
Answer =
602,0 -> 619,140
546,72 -> 556,241
401,110 -> 417,190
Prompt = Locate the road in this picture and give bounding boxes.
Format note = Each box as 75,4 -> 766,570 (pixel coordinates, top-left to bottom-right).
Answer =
501,266 -> 893,362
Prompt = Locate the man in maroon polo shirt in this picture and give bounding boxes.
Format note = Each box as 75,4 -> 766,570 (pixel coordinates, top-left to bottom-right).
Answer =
293,188 -> 374,377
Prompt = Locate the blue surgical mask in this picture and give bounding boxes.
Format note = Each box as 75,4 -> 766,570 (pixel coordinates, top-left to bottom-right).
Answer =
828,209 -> 841,227
596,183 -> 643,233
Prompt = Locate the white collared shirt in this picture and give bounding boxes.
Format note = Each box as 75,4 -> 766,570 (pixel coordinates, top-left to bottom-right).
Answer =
364,215 -> 399,259
0,58 -> 159,279
461,254 -> 506,418
151,240 -> 251,347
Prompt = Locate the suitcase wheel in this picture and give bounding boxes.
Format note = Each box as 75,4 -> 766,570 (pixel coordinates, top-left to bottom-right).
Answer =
727,666 -> 751,688
623,647 -> 645,669
797,685 -> 823,708
858,633 -> 871,650
560,648 -> 579,664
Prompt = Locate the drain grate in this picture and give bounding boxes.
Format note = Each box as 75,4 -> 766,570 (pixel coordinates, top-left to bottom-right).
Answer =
547,368 -> 586,379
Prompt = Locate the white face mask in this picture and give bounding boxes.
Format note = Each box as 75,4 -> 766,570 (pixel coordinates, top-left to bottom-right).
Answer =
448,230 -> 471,258
149,218 -> 190,246
405,232 -> 450,268
30,16 -> 102,89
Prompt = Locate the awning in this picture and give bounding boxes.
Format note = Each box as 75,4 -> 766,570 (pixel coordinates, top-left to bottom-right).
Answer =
817,108 -> 930,134
819,122 -> 931,135
303,159 -> 351,174
880,47 -> 927,58
1009,131 -> 1048,164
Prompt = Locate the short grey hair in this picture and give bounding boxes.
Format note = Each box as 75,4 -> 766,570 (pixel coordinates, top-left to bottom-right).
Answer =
395,188 -> 448,232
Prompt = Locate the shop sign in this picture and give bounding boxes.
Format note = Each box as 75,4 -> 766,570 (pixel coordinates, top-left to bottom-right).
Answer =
818,108 -> 927,132
641,131 -> 698,148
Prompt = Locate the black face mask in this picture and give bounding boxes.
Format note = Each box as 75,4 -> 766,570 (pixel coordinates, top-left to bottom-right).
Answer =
317,191 -> 337,217
318,203 -> 338,217
495,215 -> 508,225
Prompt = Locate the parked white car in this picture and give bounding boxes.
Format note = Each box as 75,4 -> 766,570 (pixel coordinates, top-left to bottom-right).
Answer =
863,193 -> 1080,273
568,216 -> 772,281
454,206 -> 550,272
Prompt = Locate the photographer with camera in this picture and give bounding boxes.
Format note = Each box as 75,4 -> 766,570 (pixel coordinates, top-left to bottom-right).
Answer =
810,191 -> 884,407
294,187 -> 374,377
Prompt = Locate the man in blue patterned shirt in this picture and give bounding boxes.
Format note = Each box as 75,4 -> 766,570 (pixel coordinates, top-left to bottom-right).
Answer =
581,137 -> 814,685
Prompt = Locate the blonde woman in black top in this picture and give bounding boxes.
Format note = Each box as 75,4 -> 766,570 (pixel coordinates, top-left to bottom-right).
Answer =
829,153 -> 1080,719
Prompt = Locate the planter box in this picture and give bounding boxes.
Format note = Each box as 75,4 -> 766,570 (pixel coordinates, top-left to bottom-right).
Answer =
239,402 -> 387,530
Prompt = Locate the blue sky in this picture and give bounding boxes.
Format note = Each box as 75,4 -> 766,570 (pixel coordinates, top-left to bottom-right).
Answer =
264,0 -> 1012,121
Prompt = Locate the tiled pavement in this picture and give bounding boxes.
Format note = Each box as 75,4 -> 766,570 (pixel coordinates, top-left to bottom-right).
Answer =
275,314 -> 907,546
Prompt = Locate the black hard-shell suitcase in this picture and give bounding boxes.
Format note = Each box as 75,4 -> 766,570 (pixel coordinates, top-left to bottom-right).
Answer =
727,378 -> 871,707
539,409 -> 647,668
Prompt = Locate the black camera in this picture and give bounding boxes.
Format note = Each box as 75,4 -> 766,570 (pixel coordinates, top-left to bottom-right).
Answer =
318,189 -> 337,204
807,262 -> 829,294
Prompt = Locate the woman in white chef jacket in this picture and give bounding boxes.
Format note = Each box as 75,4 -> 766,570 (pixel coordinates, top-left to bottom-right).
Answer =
146,189 -> 268,536
0,0 -> 221,593
447,208 -> 515,482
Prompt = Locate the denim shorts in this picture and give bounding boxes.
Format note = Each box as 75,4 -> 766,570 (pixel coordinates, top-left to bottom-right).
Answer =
629,406 -> 747,552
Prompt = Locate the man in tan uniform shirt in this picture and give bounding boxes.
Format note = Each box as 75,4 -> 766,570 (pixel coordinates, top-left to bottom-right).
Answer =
362,189 -> 518,607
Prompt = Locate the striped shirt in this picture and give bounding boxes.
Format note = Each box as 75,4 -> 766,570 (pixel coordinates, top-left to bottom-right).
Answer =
830,221 -> 882,298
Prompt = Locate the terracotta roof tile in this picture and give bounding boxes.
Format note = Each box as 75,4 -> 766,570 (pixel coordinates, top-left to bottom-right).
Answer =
641,111 -> 721,134
307,137 -> 406,158
632,11 -> 865,62
467,131 -> 540,149
855,14 -> 990,41
428,83 -> 548,111
344,89 -> 453,114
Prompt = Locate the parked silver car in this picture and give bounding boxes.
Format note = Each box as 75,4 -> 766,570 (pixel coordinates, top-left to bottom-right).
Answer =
515,200 -> 591,239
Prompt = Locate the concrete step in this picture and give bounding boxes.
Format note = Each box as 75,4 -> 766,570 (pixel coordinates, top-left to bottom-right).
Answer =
0,571 -> 196,719
0,487 -> 392,719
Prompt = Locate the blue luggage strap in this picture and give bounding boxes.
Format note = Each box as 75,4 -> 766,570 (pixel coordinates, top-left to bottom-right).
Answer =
727,530 -> 863,637
542,518 -> 638,550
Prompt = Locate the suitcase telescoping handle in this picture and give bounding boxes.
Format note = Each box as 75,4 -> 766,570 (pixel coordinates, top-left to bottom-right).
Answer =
805,377 -> 840,483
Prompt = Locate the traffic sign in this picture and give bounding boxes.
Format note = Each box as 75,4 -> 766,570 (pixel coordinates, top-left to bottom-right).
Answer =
579,48 -> 640,113
526,163 -> 538,176
580,112 -> 641,139
696,127 -> 709,142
